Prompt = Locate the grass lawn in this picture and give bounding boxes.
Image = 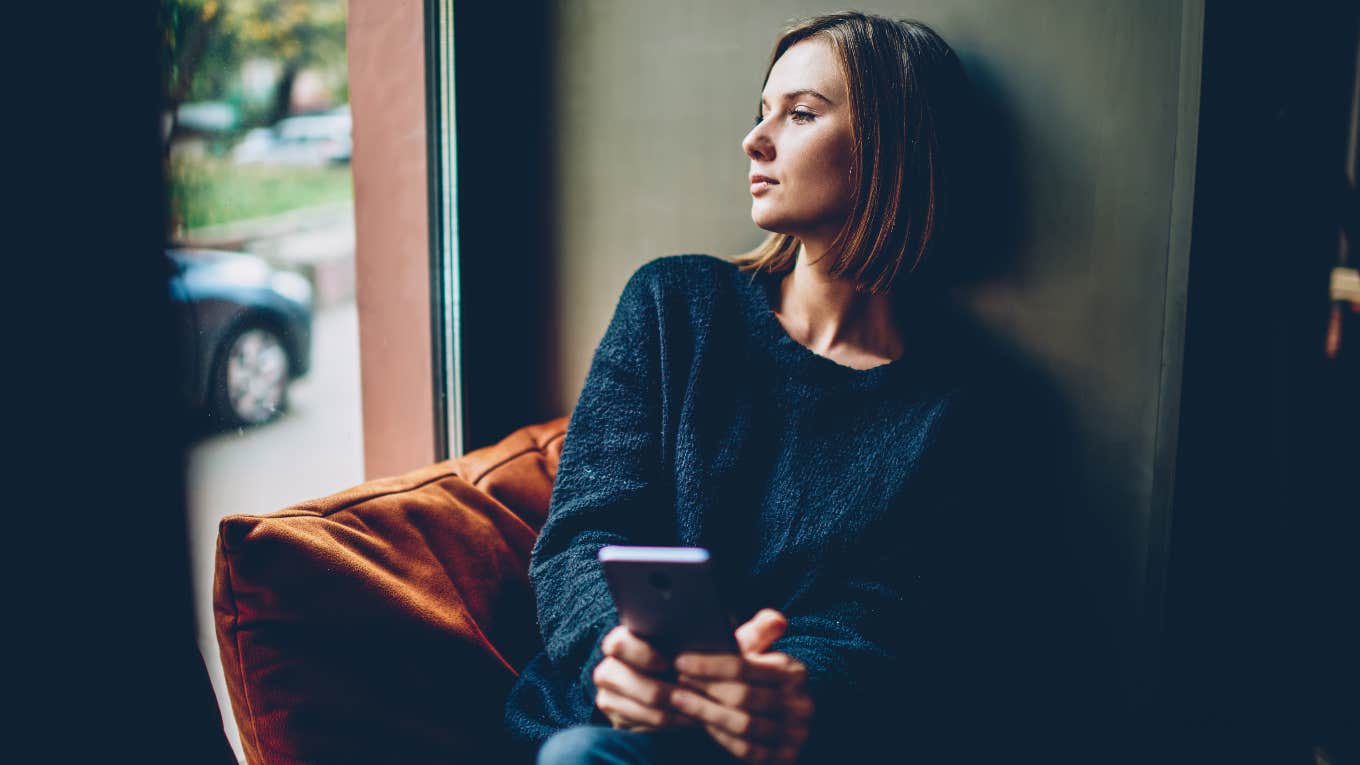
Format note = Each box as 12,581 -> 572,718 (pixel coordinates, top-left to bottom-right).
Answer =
170,154 -> 353,232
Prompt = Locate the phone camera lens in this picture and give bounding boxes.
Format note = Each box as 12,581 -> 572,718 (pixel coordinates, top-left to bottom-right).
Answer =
648,572 -> 673,593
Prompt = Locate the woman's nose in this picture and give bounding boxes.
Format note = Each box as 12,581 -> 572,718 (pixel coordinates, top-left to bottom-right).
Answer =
742,124 -> 773,161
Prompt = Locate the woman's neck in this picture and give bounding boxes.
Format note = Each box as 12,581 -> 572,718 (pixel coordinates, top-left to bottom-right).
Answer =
774,241 -> 905,368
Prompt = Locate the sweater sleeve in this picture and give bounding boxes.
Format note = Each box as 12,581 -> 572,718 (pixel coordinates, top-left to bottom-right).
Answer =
528,261 -> 672,716
767,540 -> 922,761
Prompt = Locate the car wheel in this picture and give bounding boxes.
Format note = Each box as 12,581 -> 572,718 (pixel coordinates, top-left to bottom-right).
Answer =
212,323 -> 291,427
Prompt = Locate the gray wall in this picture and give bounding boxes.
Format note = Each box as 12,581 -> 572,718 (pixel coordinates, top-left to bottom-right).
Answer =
544,0 -> 1203,721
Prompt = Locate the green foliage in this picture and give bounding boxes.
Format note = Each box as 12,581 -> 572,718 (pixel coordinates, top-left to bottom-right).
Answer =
162,0 -> 348,117
161,0 -> 225,102
230,0 -> 347,69
170,154 -> 352,232
162,1 -> 353,238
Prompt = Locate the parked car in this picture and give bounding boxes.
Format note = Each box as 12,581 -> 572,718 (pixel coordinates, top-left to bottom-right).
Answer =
169,248 -> 313,428
231,107 -> 352,166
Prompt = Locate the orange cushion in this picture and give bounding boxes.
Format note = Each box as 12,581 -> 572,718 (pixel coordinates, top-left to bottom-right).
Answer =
451,418 -> 564,533
214,418 -> 566,765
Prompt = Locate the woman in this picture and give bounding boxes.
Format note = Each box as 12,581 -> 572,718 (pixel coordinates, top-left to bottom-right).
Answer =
505,11 -> 994,765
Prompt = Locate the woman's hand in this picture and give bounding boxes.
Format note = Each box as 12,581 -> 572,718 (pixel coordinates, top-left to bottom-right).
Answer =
670,609 -> 816,765
592,625 -> 699,732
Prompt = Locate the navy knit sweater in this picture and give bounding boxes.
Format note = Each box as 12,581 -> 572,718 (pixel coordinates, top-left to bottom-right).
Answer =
503,254 -> 1002,760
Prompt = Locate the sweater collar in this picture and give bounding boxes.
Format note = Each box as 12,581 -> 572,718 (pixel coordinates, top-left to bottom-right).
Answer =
741,266 -> 915,392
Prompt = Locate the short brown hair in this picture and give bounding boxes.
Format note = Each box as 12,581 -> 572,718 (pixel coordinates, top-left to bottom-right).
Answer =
734,12 -> 972,297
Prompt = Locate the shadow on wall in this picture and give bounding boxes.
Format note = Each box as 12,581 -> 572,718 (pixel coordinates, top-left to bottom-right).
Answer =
947,50 -> 1029,289
911,303 -> 1127,764
923,48 -> 1134,762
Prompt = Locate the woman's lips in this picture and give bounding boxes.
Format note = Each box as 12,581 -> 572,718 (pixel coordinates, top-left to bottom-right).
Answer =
750,177 -> 778,195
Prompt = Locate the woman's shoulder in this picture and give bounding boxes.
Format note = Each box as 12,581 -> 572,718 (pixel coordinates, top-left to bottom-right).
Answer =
619,254 -> 746,312
627,253 -> 738,289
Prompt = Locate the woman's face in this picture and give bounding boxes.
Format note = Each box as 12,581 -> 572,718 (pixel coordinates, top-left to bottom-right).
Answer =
742,37 -> 856,245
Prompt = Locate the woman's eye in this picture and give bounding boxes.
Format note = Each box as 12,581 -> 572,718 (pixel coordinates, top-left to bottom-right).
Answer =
753,110 -> 815,126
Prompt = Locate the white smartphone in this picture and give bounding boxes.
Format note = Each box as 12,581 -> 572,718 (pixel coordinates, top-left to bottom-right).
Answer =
598,545 -> 739,655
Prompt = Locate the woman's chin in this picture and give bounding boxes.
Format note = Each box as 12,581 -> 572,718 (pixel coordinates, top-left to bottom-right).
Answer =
750,208 -> 792,234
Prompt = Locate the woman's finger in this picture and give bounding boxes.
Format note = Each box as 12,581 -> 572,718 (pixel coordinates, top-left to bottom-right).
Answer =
704,724 -> 774,764
744,652 -> 808,689
676,675 -> 816,727
601,626 -> 671,675
675,677 -> 783,714
669,687 -> 782,743
780,691 -> 815,722
595,687 -> 695,730
673,652 -> 797,686
734,608 -> 788,655
771,742 -> 804,765
592,656 -> 671,709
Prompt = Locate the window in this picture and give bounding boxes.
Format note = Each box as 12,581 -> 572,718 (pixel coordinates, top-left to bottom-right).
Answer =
162,2 -> 365,758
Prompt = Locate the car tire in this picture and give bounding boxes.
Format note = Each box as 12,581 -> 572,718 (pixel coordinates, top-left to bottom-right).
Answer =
210,321 -> 291,428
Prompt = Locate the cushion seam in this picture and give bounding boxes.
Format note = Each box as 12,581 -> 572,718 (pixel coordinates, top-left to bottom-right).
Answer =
468,430 -> 566,486
221,539 -> 268,764
313,467 -> 461,517
224,428 -> 565,531
225,467 -> 463,532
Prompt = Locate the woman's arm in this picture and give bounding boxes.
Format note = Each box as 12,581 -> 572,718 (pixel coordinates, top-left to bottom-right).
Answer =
529,261 -> 674,713
763,546 -> 919,760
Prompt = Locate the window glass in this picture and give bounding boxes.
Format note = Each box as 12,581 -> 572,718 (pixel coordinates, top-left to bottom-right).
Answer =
163,1 -> 361,758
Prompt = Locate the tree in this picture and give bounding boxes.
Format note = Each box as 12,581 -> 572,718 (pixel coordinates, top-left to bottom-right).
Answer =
161,0 -> 347,144
161,0 -> 229,157
227,0 -> 347,125
160,0 -> 348,237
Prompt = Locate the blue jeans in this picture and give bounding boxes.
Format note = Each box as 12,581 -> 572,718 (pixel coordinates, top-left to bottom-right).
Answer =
537,725 -> 740,765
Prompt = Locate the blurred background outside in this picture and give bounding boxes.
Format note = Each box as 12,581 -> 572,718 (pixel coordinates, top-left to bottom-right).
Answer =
163,1 -> 363,759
